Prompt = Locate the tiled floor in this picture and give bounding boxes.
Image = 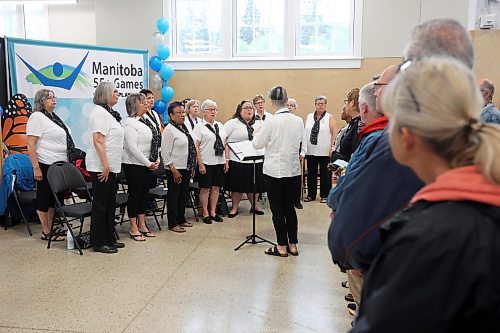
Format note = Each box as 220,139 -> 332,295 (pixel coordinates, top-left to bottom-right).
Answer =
0,199 -> 352,333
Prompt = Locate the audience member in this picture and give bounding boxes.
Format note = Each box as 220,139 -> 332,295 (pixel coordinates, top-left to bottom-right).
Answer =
478,78 -> 500,124
352,56 -> 500,333
333,88 -> 361,163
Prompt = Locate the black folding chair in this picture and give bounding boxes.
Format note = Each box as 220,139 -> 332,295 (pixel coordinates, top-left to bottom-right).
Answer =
9,174 -> 36,236
114,170 -> 129,240
148,161 -> 167,230
47,162 -> 92,255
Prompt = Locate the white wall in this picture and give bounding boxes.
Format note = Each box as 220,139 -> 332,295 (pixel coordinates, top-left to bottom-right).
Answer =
362,0 -> 470,58
94,0 -> 162,53
48,0 -> 96,45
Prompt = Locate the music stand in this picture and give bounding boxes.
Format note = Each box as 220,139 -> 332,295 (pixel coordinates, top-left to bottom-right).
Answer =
228,141 -> 276,251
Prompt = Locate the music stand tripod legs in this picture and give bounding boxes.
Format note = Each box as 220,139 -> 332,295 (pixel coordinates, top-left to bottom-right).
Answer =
234,159 -> 275,251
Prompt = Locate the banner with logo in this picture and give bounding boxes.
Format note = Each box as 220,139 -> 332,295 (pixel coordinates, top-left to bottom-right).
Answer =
7,37 -> 148,151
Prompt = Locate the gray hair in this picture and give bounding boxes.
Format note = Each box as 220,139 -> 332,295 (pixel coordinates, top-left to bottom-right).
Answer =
359,82 -> 376,114
201,99 -> 217,111
404,19 -> 474,69
33,89 -> 54,112
480,79 -> 495,98
93,81 -> 116,105
383,57 -> 500,185
314,95 -> 327,104
125,93 -> 146,117
287,97 -> 298,107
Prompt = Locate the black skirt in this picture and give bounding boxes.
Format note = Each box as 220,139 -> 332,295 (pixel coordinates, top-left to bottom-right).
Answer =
225,160 -> 263,193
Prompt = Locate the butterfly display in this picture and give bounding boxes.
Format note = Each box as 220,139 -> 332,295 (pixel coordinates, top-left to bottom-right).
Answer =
1,93 -> 32,156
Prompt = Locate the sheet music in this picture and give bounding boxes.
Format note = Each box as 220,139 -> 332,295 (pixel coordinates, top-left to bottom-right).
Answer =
228,140 -> 265,161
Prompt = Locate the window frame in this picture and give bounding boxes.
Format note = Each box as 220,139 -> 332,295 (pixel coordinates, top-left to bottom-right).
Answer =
164,0 -> 363,69
0,3 -> 49,40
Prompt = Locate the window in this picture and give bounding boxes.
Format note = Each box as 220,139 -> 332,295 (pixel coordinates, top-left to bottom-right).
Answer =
174,0 -> 223,56
0,4 -> 49,40
235,0 -> 285,55
166,0 -> 363,69
298,0 -> 351,55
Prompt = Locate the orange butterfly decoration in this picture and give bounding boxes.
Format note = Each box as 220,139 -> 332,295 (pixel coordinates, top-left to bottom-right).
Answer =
1,94 -> 32,157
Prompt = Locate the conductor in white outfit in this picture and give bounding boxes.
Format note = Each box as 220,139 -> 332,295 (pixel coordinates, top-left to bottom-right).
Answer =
253,86 -> 304,257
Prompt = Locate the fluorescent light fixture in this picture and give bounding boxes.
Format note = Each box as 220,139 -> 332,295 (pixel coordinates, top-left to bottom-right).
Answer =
0,0 -> 78,4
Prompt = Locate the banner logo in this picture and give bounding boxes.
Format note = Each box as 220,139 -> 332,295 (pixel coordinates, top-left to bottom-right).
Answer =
16,51 -> 91,90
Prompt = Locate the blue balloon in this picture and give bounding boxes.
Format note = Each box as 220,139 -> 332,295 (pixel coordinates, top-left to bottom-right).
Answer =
149,56 -> 162,72
157,44 -> 171,60
156,18 -> 170,34
161,86 -> 175,102
153,100 -> 167,114
162,111 -> 169,125
159,63 -> 174,81
0,105 -> 3,117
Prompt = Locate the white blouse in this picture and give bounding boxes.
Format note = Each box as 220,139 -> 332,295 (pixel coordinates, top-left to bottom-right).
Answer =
161,123 -> 192,170
122,117 -> 153,167
304,112 -> 332,157
85,105 -> 124,173
224,118 -> 263,164
26,111 -> 68,165
253,108 -> 304,178
184,115 -> 202,135
192,120 -> 227,166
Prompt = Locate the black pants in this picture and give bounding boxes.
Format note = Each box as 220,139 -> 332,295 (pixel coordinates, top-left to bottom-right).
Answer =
166,169 -> 191,229
264,175 -> 298,246
295,175 -> 302,204
90,172 -> 117,247
122,164 -> 150,218
306,155 -> 331,199
36,162 -> 55,212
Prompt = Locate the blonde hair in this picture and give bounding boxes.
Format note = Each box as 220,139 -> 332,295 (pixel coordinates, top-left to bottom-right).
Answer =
185,99 -> 200,114
383,57 -> 500,184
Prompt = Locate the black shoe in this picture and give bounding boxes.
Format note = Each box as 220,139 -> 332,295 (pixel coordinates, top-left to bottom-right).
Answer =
295,202 -> 303,209
111,242 -> 125,249
203,216 -> 212,224
250,208 -> 264,215
210,214 -> 223,222
347,303 -> 357,316
93,245 -> 118,254
227,211 -> 238,218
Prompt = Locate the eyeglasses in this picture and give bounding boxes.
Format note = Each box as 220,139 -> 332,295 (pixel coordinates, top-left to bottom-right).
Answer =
173,111 -> 186,115
254,101 -> 264,105
45,96 -> 57,101
242,106 -> 254,110
398,60 -> 421,113
204,108 -> 217,112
